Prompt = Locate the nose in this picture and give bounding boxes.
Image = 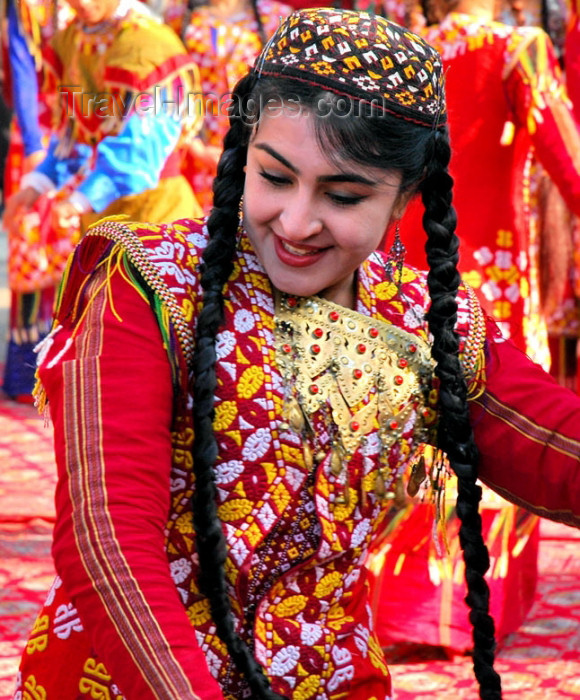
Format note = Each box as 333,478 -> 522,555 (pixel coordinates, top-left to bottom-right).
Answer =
279,192 -> 323,240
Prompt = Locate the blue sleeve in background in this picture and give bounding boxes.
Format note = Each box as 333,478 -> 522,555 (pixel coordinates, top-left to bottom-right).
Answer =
77,110 -> 181,213
7,0 -> 43,156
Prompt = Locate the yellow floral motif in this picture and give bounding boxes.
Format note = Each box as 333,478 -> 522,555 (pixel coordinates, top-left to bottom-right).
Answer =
243,521 -> 263,547
181,297 -> 195,322
213,400 -> 237,431
83,658 -> 112,680
493,300 -> 512,320
496,229 -> 514,247
187,599 -> 212,626
174,512 -> 193,533
279,444 -> 302,470
272,481 -> 291,513
315,571 -> 342,598
294,674 -> 322,699
235,345 -> 251,365
23,674 -> 47,700
217,498 -> 254,521
368,633 -> 389,673
375,280 -> 398,301
327,603 -> 354,630
333,488 -> 357,520
462,270 -> 482,288
26,615 -> 49,654
273,595 -> 308,617
237,365 -> 265,399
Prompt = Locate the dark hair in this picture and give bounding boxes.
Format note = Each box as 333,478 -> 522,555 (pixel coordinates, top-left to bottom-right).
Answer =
190,72 -> 501,699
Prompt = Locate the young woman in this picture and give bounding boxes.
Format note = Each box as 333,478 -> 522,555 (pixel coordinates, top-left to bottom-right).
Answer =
14,8 -> 580,700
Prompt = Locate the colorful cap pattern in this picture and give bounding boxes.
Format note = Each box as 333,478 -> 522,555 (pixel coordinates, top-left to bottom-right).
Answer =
254,8 -> 447,127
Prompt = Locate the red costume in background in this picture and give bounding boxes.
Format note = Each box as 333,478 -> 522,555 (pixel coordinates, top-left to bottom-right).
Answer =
401,13 -> 580,369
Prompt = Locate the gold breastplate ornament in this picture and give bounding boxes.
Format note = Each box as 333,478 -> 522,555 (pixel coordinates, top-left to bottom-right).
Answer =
275,292 -> 437,501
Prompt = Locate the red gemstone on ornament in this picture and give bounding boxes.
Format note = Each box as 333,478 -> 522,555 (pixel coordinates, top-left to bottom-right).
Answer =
282,344 -> 292,354
329,311 -> 340,322
353,368 -> 363,379
389,420 -> 398,430
398,358 -> 408,368
287,296 -> 298,307
422,408 -> 431,418
369,327 -> 379,338
311,344 -> 321,355
394,375 -> 404,385
313,328 -> 324,338
357,343 -> 366,354
309,384 -> 319,394
350,420 -> 360,432
408,343 -> 417,353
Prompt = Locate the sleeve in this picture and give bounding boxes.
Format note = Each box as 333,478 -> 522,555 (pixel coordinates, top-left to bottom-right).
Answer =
504,29 -> 580,217
7,0 -> 43,156
470,319 -> 580,529
76,108 -> 182,213
37,245 -> 224,699
26,134 -> 92,190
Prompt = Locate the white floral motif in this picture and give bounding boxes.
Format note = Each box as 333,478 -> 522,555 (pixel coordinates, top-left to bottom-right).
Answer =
351,519 -> 372,548
403,304 -> 424,329
256,502 -> 276,529
170,558 -> 192,584
234,308 -> 255,332
270,645 -> 301,675
327,664 -> 355,692
215,331 -> 236,359
300,620 -> 323,645
242,428 -> 271,460
45,576 -> 63,606
215,459 -> 244,484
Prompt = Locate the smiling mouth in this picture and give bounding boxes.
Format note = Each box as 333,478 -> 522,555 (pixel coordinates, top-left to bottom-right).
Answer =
280,239 -> 324,256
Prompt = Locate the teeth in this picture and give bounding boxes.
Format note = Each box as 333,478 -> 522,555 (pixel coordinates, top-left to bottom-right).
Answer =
282,240 -> 317,256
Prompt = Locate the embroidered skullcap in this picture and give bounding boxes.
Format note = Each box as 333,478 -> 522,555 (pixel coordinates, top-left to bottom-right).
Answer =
254,8 -> 446,128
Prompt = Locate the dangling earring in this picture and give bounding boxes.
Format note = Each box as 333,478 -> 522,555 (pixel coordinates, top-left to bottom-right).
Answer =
385,222 -> 406,292
237,195 -> 244,248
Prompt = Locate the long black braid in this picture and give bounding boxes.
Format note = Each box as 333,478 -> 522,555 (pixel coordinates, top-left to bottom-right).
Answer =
190,67 -> 501,698
190,73 -> 288,700
421,128 -> 502,700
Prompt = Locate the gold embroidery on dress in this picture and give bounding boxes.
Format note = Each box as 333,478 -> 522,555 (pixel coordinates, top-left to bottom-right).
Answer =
275,292 -> 436,501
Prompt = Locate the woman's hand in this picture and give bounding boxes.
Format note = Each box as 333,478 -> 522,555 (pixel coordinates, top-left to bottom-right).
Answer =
51,199 -> 82,233
2,186 -> 41,230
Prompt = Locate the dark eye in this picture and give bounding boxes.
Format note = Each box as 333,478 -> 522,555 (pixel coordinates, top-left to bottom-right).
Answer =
327,192 -> 367,206
259,170 -> 291,186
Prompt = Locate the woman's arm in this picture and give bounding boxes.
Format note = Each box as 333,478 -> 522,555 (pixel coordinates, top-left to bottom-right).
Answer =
470,322 -> 580,529
39,248 -> 223,699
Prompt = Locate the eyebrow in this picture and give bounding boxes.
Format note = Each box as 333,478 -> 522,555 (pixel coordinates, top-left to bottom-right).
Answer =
254,143 -> 379,186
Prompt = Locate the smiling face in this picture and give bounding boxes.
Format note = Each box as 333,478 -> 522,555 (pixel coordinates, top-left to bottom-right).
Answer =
243,107 -> 405,309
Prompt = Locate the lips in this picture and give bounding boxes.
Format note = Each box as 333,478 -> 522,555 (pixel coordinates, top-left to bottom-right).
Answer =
274,235 -> 327,268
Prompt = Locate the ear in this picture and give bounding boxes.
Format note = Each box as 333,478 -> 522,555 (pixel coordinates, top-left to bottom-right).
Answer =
391,189 -> 416,222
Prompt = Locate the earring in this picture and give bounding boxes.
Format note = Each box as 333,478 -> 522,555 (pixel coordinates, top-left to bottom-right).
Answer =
385,222 -> 406,292
237,195 -> 244,248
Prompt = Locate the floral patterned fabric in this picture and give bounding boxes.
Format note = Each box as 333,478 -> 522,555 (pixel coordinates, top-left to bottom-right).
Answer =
15,217 -> 486,699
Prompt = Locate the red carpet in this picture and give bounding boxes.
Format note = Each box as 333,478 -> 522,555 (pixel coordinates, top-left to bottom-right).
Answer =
0,388 -> 578,699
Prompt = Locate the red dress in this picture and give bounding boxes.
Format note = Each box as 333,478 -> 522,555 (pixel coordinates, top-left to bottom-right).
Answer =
14,218 -> 580,699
